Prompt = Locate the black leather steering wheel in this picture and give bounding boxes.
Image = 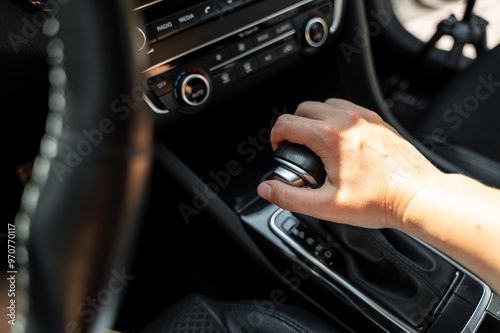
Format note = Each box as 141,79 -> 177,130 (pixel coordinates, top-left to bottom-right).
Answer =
16,1 -> 153,331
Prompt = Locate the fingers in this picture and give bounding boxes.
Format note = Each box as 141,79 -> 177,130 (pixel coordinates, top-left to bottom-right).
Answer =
269,114 -> 323,151
271,99 -> 356,152
294,101 -> 333,120
257,180 -> 333,218
324,98 -> 368,114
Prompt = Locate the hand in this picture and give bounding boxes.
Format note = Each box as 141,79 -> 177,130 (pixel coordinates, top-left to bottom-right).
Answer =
257,98 -> 443,229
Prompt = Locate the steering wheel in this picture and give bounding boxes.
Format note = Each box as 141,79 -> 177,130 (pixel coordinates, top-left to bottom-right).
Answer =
15,1 -> 153,331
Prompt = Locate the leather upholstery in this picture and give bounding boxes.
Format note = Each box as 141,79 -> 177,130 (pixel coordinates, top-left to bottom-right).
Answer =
321,223 -> 456,328
141,294 -> 338,333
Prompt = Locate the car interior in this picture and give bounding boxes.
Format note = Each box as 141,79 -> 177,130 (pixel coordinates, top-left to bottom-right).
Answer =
3,0 -> 500,332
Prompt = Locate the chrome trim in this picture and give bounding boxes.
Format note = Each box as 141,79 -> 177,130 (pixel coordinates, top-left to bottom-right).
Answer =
180,73 -> 211,107
270,209 -> 419,333
304,17 -> 328,47
274,166 -> 306,187
133,0 -> 164,12
330,0 -> 344,34
143,0 -> 315,73
274,157 -> 318,186
486,293 -> 500,320
143,94 -> 169,114
209,30 -> 296,72
136,27 -> 147,51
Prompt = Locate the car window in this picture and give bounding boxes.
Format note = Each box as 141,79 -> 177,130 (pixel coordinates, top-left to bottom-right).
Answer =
391,0 -> 500,58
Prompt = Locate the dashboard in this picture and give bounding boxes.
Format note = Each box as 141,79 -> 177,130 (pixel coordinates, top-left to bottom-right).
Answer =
135,0 -> 343,115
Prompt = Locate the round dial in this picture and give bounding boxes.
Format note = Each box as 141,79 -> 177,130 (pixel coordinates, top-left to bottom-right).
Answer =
175,70 -> 211,107
303,16 -> 329,48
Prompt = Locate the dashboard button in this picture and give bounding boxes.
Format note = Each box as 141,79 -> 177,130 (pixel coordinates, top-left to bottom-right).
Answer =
208,47 -> 233,67
237,59 -> 259,77
147,75 -> 172,97
257,49 -> 279,67
151,16 -> 179,41
174,9 -> 201,30
231,38 -> 254,55
196,2 -> 220,21
214,69 -> 239,89
278,40 -> 298,58
274,21 -> 294,36
279,217 -> 297,233
252,29 -> 273,45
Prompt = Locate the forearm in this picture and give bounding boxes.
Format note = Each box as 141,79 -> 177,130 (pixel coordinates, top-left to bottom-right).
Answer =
402,173 -> 500,293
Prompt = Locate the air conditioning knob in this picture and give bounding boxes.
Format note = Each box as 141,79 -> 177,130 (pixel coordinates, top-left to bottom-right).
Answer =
302,15 -> 328,48
175,69 -> 211,107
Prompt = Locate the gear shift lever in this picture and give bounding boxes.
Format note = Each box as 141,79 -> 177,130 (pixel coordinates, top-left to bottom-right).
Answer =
273,141 -> 327,187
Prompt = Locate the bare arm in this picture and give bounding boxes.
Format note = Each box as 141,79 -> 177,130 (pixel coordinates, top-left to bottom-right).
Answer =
257,98 -> 500,293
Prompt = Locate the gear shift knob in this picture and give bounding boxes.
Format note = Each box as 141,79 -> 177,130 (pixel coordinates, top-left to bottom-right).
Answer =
273,141 -> 327,187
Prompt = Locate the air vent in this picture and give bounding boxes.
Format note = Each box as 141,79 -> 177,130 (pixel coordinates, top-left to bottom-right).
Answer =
319,3 -> 332,16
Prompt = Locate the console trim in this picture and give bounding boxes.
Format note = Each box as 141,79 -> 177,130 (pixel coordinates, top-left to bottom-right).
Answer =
133,0 -> 164,12
270,208 -> 419,333
144,0 -> 317,74
330,0 -> 344,34
270,208 -> 493,333
143,93 -> 169,114
274,157 -> 318,186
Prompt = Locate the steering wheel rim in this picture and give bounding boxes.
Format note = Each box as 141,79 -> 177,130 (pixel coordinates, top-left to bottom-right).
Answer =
15,1 -> 153,332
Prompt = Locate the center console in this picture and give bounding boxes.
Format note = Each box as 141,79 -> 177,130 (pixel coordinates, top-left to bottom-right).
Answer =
137,1 -> 500,332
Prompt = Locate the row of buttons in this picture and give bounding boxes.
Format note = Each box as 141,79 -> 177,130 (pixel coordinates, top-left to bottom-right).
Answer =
208,20 -> 295,69
143,0 -> 260,43
213,40 -> 298,90
146,37 -> 298,101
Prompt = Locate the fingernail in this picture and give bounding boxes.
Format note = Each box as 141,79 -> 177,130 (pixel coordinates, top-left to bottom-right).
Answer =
258,183 -> 271,201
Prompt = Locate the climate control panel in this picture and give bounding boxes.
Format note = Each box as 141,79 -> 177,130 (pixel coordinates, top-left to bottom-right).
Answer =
141,0 -> 340,115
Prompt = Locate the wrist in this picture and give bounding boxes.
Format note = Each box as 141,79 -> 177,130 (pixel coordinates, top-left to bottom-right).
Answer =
399,172 -> 464,234
386,167 -> 446,231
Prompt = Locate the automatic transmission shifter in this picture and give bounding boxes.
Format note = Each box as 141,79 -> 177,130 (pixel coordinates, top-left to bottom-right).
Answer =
273,141 -> 327,187
272,142 -> 458,329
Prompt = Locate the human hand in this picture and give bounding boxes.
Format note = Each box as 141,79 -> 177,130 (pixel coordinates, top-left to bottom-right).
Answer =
257,98 -> 443,229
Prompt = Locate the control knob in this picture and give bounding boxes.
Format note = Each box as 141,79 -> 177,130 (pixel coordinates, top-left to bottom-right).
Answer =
301,15 -> 329,48
175,69 -> 212,108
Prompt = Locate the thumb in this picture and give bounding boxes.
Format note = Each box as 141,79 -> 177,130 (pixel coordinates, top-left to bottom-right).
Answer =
257,180 -> 324,215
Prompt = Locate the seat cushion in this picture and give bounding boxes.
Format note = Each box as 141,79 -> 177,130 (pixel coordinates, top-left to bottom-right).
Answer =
140,294 -> 338,333
414,44 -> 500,187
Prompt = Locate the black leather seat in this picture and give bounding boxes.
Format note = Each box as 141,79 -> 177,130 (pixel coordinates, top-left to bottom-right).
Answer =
140,294 -> 338,333
414,44 -> 500,188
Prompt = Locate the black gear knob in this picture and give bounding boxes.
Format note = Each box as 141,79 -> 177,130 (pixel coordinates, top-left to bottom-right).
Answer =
273,141 -> 327,187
